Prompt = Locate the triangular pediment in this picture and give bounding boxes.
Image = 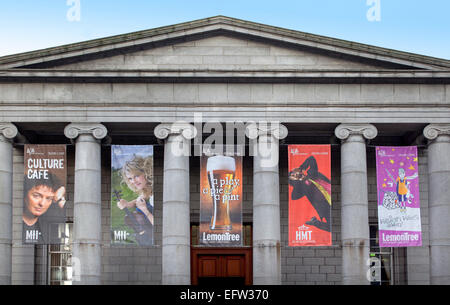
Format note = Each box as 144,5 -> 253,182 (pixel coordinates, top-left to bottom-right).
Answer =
30,34 -> 409,71
0,16 -> 449,71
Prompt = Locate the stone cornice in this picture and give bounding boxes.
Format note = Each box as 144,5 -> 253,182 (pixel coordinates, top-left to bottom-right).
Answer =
423,124 -> 450,140
154,123 -> 197,140
0,123 -> 18,140
245,122 -> 288,140
334,123 -> 378,140
64,123 -> 108,140
1,69 -> 450,83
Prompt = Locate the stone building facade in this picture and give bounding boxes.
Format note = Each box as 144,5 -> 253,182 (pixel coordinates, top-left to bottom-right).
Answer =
0,16 -> 449,285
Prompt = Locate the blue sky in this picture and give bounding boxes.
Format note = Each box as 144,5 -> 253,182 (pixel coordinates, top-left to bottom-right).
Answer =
111,145 -> 153,170
1,0 -> 449,59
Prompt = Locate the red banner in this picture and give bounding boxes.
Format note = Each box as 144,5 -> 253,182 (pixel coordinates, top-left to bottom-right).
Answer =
288,145 -> 332,246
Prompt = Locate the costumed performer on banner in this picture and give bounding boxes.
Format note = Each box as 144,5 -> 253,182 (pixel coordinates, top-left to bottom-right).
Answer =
289,156 -> 331,232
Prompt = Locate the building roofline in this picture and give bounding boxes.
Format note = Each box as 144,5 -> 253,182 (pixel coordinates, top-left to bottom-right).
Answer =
1,16 -> 449,70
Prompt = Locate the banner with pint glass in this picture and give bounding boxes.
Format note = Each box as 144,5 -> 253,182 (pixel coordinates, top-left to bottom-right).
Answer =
200,152 -> 243,246
288,145 -> 332,246
111,145 -> 154,246
22,145 -> 67,244
376,146 -> 422,247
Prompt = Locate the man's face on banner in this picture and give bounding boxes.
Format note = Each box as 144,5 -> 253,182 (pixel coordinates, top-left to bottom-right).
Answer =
25,185 -> 56,217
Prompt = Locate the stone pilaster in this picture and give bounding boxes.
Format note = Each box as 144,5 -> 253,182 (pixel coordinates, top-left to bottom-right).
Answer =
424,124 -> 450,284
0,123 -> 18,285
64,123 -> 107,285
246,122 -> 288,285
154,123 -> 196,285
335,123 -> 377,285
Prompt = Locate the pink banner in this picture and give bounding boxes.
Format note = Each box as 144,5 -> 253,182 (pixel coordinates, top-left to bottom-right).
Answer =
375,146 -> 422,247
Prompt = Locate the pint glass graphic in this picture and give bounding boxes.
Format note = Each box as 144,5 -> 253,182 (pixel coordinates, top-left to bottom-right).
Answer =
207,155 -> 235,230
200,153 -> 242,246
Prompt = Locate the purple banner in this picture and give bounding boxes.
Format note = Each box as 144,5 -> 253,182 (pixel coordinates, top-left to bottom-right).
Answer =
375,146 -> 422,247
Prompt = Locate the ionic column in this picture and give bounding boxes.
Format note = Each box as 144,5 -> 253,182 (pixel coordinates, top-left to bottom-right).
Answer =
154,123 -> 196,285
424,124 -> 450,284
64,123 -> 107,285
246,122 -> 288,285
0,123 -> 18,285
335,123 -> 377,285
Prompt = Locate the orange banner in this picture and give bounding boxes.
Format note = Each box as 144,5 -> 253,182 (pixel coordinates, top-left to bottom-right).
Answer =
288,145 -> 332,246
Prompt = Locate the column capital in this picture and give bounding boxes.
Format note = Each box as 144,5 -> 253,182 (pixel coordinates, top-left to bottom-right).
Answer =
423,124 -> 450,140
154,123 -> 197,140
64,123 -> 108,140
0,123 -> 18,140
245,122 -> 288,140
334,123 -> 377,141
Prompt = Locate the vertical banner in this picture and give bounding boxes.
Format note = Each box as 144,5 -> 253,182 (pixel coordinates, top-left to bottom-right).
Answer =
111,145 -> 154,246
200,153 -> 243,246
376,146 -> 422,247
23,145 -> 67,244
288,145 -> 332,246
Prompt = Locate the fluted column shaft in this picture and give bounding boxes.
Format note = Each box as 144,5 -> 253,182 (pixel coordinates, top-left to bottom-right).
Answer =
246,122 -> 287,285
155,123 -> 196,285
424,124 -> 450,284
335,124 -> 377,285
65,123 -> 107,285
0,123 -> 18,285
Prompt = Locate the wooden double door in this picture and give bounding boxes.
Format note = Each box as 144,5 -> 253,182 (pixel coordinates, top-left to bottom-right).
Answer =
191,248 -> 252,285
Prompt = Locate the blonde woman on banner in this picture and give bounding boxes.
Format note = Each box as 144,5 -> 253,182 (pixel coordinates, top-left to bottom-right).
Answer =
116,154 -> 154,245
